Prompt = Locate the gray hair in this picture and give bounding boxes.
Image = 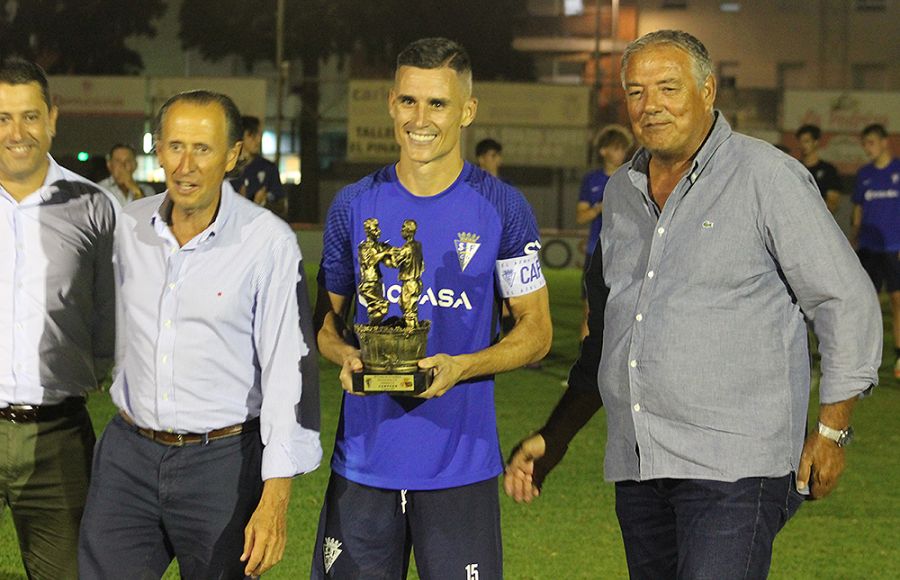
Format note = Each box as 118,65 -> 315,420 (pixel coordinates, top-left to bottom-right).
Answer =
621,30 -> 713,89
153,90 -> 243,147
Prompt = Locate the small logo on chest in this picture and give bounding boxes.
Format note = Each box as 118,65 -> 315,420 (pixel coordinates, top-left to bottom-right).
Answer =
455,232 -> 481,272
702,220 -> 714,229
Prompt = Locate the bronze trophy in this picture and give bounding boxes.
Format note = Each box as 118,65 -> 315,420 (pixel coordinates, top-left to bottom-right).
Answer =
352,218 -> 432,395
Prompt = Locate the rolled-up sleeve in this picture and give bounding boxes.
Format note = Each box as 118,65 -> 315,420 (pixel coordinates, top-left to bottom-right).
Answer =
254,236 -> 322,480
761,161 -> 882,402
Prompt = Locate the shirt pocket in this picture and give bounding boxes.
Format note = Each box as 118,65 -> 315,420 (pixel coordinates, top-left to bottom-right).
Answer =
177,257 -> 257,334
668,215 -> 771,296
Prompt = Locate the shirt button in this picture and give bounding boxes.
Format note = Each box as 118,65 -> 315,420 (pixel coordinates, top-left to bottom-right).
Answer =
629,360 -> 637,368
647,271 -> 655,279
633,403 -> 641,412
162,392 -> 169,401
657,227 -> 665,236
162,354 -> 168,363
164,320 -> 172,328
168,283 -> 176,290
635,313 -> 643,322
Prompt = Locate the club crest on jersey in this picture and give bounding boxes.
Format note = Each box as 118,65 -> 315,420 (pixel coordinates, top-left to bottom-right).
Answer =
455,232 -> 481,272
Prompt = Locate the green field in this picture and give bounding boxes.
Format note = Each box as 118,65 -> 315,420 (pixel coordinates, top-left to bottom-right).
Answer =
2,268 -> 898,579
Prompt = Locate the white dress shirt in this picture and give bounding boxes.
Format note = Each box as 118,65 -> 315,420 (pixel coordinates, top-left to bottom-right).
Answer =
110,181 -> 321,479
0,156 -> 116,406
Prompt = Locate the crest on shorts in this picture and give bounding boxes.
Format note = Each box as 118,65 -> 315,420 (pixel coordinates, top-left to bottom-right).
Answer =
455,232 -> 481,272
323,537 -> 343,574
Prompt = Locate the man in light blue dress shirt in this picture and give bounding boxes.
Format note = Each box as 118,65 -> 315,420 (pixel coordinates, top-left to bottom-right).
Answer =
505,30 -> 882,578
78,90 -> 322,579
97,143 -> 156,206
0,58 -> 116,580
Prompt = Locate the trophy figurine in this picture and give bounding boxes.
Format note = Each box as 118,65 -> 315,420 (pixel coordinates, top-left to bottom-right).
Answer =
352,218 -> 432,395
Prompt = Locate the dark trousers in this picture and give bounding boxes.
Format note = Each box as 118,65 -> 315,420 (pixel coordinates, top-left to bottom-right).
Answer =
0,404 -> 94,580
857,248 -> 900,293
615,474 -> 805,580
78,415 -> 264,580
311,473 -> 503,579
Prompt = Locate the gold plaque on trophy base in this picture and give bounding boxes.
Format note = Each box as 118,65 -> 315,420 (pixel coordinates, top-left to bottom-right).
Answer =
351,369 -> 433,395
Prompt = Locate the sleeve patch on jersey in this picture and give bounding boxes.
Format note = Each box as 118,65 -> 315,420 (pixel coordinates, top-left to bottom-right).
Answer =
496,252 -> 546,298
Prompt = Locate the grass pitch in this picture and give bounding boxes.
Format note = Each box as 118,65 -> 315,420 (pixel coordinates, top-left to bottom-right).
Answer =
1,268 -> 898,578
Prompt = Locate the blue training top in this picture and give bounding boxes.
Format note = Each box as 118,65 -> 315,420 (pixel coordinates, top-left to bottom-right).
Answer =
319,162 -> 542,490
579,168 -> 611,257
854,158 -> 900,252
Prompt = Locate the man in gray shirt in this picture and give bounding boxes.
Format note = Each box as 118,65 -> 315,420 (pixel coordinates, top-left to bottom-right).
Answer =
505,30 -> 881,578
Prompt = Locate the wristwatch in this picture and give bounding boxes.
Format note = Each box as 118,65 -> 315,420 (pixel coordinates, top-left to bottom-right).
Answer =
817,422 -> 854,447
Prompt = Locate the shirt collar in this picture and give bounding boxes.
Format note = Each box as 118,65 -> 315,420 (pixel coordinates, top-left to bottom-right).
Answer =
689,111 -> 732,181
628,110 -> 732,185
0,155 -> 64,205
150,180 -> 236,248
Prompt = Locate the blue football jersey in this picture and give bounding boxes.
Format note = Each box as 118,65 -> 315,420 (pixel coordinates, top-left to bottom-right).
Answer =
319,162 -> 543,490
579,168 -> 611,257
853,158 -> 900,252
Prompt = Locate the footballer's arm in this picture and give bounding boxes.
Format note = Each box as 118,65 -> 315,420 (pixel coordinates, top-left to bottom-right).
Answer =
417,285 -> 551,398
314,285 -> 364,394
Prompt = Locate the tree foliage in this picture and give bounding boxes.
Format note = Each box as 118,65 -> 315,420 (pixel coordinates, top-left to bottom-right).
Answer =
0,0 -> 167,74
354,0 -> 534,81
177,0 -> 533,221
179,0 -> 357,68
178,0 -> 533,80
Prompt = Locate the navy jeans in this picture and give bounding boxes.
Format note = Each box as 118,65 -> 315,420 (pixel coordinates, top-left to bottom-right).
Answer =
615,474 -> 805,580
79,415 -> 264,579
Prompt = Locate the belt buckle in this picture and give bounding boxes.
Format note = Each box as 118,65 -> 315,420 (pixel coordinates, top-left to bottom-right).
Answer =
174,433 -> 185,447
7,405 -> 37,423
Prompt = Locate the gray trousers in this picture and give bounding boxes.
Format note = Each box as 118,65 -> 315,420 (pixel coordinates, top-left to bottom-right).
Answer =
78,415 -> 263,580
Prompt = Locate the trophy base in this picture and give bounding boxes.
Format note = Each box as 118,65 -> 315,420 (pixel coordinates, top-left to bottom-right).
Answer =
351,369 -> 433,396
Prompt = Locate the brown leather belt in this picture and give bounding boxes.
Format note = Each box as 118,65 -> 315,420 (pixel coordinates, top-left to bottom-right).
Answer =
0,397 -> 86,423
119,411 -> 260,447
